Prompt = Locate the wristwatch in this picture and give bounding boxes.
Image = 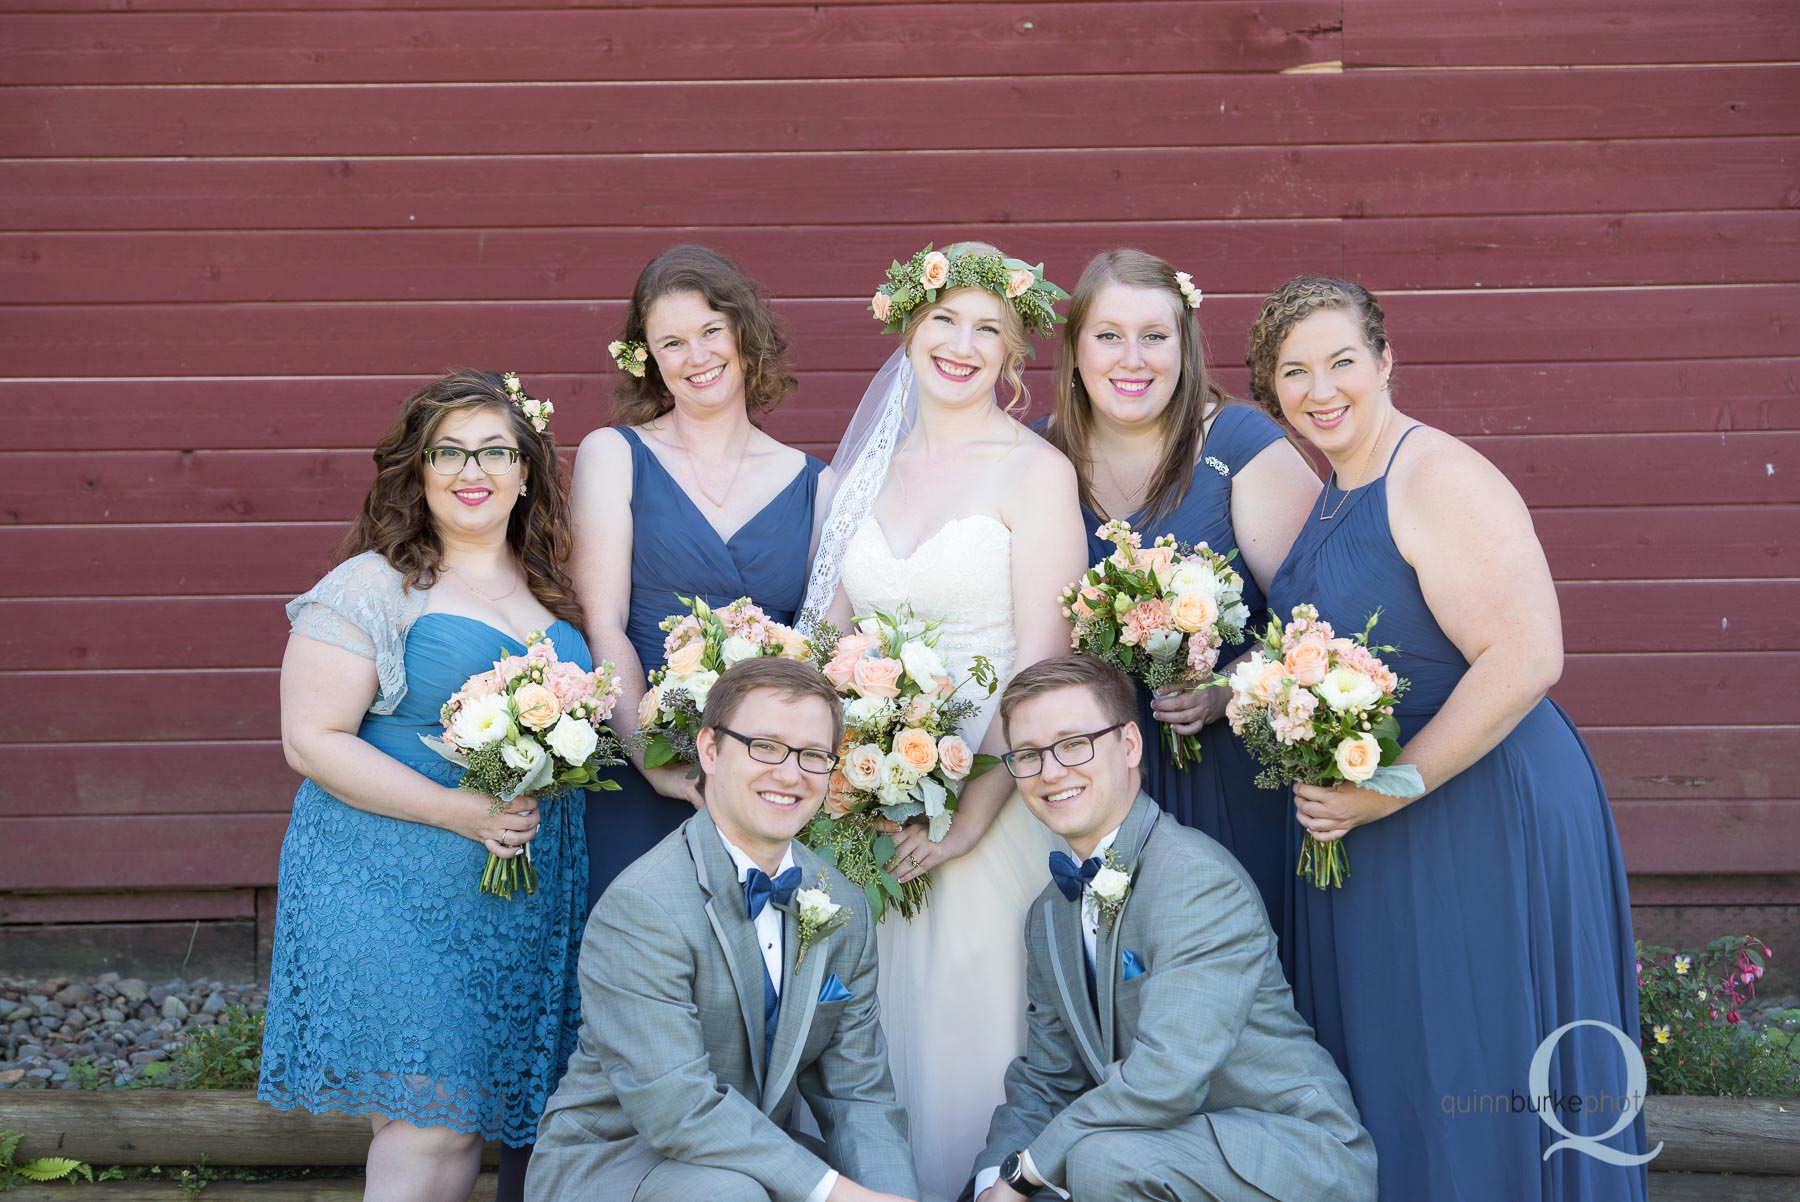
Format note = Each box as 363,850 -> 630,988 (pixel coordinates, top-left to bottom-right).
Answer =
999,1151 -> 1029,1188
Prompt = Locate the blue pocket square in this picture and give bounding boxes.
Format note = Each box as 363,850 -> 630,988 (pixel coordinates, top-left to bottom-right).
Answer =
1121,949 -> 1146,982
818,973 -> 853,1003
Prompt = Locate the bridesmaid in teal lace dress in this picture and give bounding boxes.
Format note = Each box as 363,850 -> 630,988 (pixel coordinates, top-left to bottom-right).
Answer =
1251,278 -> 1646,1201
260,371 -> 592,1202
1039,250 -> 1317,956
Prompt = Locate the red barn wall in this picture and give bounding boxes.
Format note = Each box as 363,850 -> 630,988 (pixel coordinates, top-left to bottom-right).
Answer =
1,0 -> 1796,973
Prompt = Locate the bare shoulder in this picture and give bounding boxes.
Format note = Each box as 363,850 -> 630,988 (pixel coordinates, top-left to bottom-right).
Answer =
1388,425 -> 1520,513
1004,421 -> 1077,485
576,424 -> 632,464
748,427 -> 809,475
571,426 -> 635,504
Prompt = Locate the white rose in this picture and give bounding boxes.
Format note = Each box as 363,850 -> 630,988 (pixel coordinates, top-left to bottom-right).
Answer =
877,757 -> 918,807
1144,629 -> 1183,662
500,735 -> 547,773
883,749 -> 921,785
683,669 -> 721,707
544,713 -> 599,764
1167,561 -> 1221,599
451,693 -> 512,748
795,887 -> 842,924
1089,866 -> 1131,901
1222,602 -> 1251,630
1316,666 -> 1382,713
719,635 -> 762,666
898,639 -> 947,689
843,694 -> 891,728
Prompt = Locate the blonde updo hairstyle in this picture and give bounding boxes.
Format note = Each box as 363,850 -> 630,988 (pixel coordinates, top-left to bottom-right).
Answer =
1245,276 -> 1391,421
900,241 -> 1034,414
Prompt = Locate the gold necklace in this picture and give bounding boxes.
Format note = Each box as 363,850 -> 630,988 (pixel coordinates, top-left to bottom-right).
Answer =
1318,409 -> 1393,522
676,424 -> 751,509
447,563 -> 519,602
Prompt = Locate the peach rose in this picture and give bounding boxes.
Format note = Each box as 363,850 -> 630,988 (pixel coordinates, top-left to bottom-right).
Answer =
1136,544 -> 1176,588
934,675 -> 956,699
1005,267 -> 1035,299
637,684 -> 664,729
852,656 -> 904,698
919,251 -> 950,290
513,682 -> 561,731
826,770 -> 857,818
936,735 -> 974,780
1071,585 -> 1107,621
1334,733 -> 1382,783
903,694 -> 933,724
843,743 -> 886,789
1283,637 -> 1331,688
771,624 -> 810,660
870,291 -> 892,322
1169,590 -> 1220,634
664,639 -> 707,676
1255,659 -> 1290,705
892,727 -> 939,775
823,649 -> 862,691
836,632 -> 879,658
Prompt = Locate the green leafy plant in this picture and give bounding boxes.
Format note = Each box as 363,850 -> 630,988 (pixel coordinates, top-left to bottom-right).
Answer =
168,1006 -> 264,1089
0,1129 -> 95,1190
1638,935 -> 1800,1096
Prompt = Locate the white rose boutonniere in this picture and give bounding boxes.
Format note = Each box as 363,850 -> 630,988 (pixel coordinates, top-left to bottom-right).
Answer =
1084,849 -> 1135,935
785,876 -> 849,968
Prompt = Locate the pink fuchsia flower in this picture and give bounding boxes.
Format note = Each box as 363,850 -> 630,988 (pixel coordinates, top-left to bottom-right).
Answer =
1727,1010 -> 1741,1024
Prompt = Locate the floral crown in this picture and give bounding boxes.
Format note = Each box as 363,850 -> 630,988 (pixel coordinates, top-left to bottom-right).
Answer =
870,243 -> 1069,341
608,339 -> 649,379
1173,270 -> 1203,310
501,372 -> 553,433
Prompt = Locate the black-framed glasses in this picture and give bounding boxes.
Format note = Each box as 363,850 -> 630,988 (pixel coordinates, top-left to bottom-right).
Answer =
716,728 -> 836,775
1001,722 -> 1127,779
422,445 -> 523,476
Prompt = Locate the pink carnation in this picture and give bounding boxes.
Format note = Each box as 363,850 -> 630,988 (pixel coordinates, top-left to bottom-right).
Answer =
1119,598 -> 1172,647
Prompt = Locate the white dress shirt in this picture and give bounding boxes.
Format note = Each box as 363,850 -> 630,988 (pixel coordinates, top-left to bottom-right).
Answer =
973,824 -> 1123,1200
717,834 -> 837,1202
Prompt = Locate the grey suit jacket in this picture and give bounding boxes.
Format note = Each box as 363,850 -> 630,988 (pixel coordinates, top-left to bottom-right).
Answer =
528,808 -> 918,1202
973,792 -> 1377,1202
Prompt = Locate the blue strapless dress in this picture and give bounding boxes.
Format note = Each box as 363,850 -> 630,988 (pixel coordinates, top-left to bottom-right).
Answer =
585,427 -> 823,906
259,616 -> 591,1146
1078,405 -> 1298,965
1268,427 -> 1647,1201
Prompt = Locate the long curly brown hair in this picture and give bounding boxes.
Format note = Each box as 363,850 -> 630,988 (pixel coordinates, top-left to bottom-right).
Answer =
1045,248 -> 1231,524
609,245 -> 797,426
1245,276 -> 1390,420
335,369 -> 584,626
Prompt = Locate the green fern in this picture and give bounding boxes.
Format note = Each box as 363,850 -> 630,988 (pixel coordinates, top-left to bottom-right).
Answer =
17,1158 -> 92,1182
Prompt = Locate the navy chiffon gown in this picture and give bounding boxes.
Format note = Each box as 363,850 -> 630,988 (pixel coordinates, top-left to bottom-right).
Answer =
586,426 -> 824,907
1076,405 -> 1297,957
1268,426 -> 1648,1201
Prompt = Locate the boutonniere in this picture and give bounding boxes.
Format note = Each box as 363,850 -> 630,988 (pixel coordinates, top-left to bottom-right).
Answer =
783,874 -> 848,969
1084,848 -> 1135,935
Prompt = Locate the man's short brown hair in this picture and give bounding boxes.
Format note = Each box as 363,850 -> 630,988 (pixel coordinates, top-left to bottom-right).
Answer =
999,654 -> 1138,743
700,657 -> 845,749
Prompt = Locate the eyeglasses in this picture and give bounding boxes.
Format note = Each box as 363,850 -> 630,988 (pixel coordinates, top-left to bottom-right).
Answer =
422,446 -> 523,476
715,728 -> 837,775
1001,722 -> 1127,779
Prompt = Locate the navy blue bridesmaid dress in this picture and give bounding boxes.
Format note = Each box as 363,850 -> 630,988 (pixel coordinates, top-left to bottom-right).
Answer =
1269,426 -> 1647,1201
1077,405 -> 1298,955
585,427 -> 824,908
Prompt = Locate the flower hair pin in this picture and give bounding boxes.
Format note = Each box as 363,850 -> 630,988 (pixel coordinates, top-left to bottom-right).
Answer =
608,339 -> 650,379
502,373 -> 553,433
1174,271 -> 1203,310
870,243 -> 1069,342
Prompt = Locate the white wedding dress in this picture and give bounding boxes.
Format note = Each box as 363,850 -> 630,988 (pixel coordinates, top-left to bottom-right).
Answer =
839,511 -> 1059,1202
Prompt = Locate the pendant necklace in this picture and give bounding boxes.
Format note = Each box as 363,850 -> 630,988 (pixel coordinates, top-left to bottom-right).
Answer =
1318,409 -> 1394,522
678,422 -> 751,509
447,563 -> 519,602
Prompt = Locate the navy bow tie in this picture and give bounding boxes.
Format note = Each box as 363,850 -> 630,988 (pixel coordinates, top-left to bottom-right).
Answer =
1049,851 -> 1102,902
743,865 -> 803,920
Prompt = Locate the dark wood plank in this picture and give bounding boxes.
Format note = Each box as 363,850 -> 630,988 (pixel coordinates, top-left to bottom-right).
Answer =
1613,800 -> 1800,876
1,4 -> 1339,85
1468,432 -> 1797,508
0,741 -> 294,817
1,524 -> 346,598
9,66 -> 1795,158
1643,1096 -> 1800,1173
1558,580 -> 1800,653
1346,0 -> 1800,67
5,140 -> 1793,231
1585,727 -> 1798,801
0,670 -> 281,742
0,887 -> 256,922
1552,652 -> 1800,729
0,597 -> 292,670
1535,505 -> 1794,581
1,814 -> 290,888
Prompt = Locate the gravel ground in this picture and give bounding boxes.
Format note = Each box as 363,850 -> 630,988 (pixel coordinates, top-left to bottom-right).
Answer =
0,973 -> 265,1090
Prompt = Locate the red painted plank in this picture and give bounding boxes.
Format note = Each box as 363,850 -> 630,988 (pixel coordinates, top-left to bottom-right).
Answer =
0,814 -> 290,889
1611,800 -> 1800,876
8,66 -> 1795,158
1346,212 -> 1800,289
0,889 -> 257,923
1536,505 -> 1795,581
1557,581 -> 1800,654
5,287 -> 1795,379
0,221 -> 1341,306
1586,727 -> 1797,802
0,597 -> 292,670
6,431 -> 1791,524
4,141 -> 1793,232
0,4 -> 1338,85
1345,0 -> 1800,67
0,741 -> 293,818
1550,652 -> 1800,729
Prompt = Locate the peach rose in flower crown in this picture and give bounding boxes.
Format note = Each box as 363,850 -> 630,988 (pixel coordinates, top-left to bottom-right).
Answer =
870,291 -> 892,322
514,683 -> 561,731
892,727 -> 939,775
919,251 -> 951,290
1005,267 -> 1035,299
664,638 -> 708,676
852,656 -> 904,698
843,743 -> 886,790
1283,637 -> 1332,688
1334,733 -> 1382,783
936,735 -> 974,780
1169,590 -> 1220,635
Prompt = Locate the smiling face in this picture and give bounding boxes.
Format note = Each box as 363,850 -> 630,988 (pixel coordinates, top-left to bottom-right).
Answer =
644,289 -> 746,414
695,686 -> 835,866
1272,308 -> 1395,463
906,287 -> 1015,409
1074,282 -> 1185,431
1007,685 -> 1142,858
420,404 -> 526,547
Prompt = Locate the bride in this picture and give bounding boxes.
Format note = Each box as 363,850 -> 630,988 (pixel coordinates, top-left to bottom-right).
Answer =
803,243 -> 1090,1201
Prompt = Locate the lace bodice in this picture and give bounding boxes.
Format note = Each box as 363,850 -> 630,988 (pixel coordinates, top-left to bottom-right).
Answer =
840,514 -> 1016,743
286,551 -> 428,715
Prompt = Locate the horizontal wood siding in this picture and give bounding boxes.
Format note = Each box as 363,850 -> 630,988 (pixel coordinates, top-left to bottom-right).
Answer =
2,0 -> 1796,892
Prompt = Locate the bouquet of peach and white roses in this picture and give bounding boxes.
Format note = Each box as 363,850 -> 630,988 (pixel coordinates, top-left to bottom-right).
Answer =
638,596 -> 813,769
423,633 -> 626,898
1059,519 -> 1251,767
799,605 -> 999,921
1226,604 -> 1423,889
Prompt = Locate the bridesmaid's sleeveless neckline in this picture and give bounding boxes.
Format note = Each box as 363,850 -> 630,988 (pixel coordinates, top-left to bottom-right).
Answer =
626,427 -> 815,547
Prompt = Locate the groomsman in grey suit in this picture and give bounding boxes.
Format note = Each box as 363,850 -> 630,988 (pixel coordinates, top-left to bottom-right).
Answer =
529,657 -> 920,1202
969,655 -> 1377,1202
